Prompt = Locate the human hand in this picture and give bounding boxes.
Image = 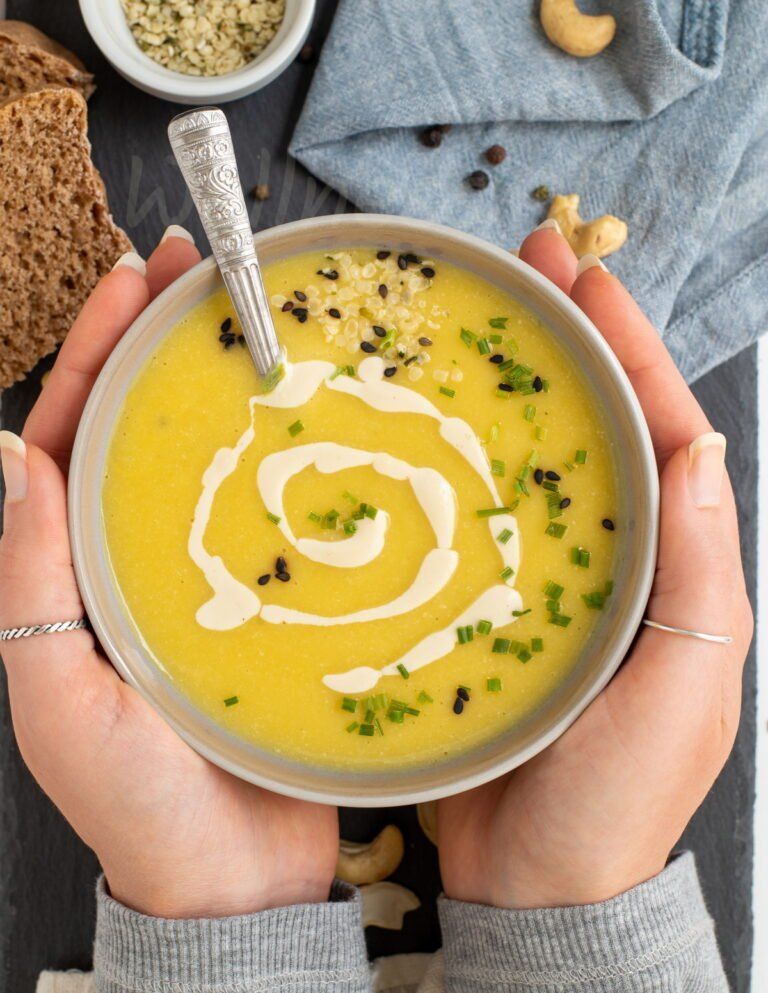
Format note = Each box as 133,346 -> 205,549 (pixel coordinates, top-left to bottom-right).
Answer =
0,233 -> 338,919
438,232 -> 754,909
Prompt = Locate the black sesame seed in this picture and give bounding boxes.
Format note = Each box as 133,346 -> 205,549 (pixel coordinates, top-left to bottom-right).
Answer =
297,313 -> 308,324
533,375 -> 543,392
360,341 -> 377,353
457,686 -> 470,702
257,574 -> 271,586
328,308 -> 341,319
534,468 -> 544,485
490,353 -> 504,364
276,556 -> 287,574
219,332 -> 235,343
405,253 -> 420,265
317,268 -> 339,280
276,572 -> 291,582
378,284 -> 388,298
373,325 -> 387,337
292,307 -> 308,319
403,355 -> 418,366
281,301 -> 294,312
560,497 -> 571,509
545,470 -> 561,481
397,254 -> 408,270
294,290 -> 307,302
376,250 -> 391,260
384,365 -> 397,377
453,697 -> 465,715
418,337 -> 433,347
238,334 -> 245,346
468,170 -> 490,190
420,266 -> 435,279
221,317 -> 232,333
498,382 -> 514,392
602,518 -> 616,531
223,339 -> 234,349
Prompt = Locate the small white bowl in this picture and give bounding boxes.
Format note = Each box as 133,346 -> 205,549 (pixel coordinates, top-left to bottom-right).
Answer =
79,0 -> 315,104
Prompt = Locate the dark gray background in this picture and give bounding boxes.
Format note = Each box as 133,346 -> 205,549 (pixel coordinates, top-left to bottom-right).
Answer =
0,2 -> 756,990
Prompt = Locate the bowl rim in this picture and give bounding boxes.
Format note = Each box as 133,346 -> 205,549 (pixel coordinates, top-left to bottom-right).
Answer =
69,212 -> 659,807
78,0 -> 316,102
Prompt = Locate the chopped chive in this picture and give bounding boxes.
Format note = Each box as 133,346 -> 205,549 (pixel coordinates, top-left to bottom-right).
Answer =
495,389 -> 512,400
488,423 -> 500,443
542,480 -> 559,493
523,404 -> 536,422
497,528 -> 513,544
512,608 -> 532,617
477,337 -> 492,355
323,509 -> 339,529
364,708 -> 375,724
571,547 -> 591,568
359,723 -> 375,736
343,519 -> 358,536
543,580 -> 564,599
341,697 -> 357,713
331,364 -> 355,380
604,579 -> 614,595
535,426 -> 548,441
531,637 -> 544,652
545,522 -> 568,538
500,566 -> 515,581
342,490 -> 358,504
266,512 -> 281,525
439,385 -> 456,398
375,718 -> 384,736
308,511 -> 322,523
223,695 -> 239,707
387,708 -> 405,723
404,706 -> 420,716
549,613 -> 572,627
346,721 -> 359,733
517,648 -> 532,663
389,699 -> 407,711
288,419 -> 304,437
505,337 -> 519,354
459,684 -> 472,694
418,690 -> 434,704
564,461 -> 575,472
476,619 -> 493,635
476,506 -> 512,518
490,459 -> 506,477
397,663 -> 410,680
459,327 -> 477,347
489,316 -> 508,329
487,677 -> 503,692
457,624 -> 474,644
488,333 -> 503,344
492,637 -> 511,654
545,599 -> 561,613
575,449 -> 588,464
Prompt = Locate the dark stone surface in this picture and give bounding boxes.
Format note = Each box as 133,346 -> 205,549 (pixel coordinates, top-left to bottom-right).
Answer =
0,1 -> 756,990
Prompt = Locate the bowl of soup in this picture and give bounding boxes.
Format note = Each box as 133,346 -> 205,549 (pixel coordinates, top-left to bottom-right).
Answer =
69,214 -> 658,806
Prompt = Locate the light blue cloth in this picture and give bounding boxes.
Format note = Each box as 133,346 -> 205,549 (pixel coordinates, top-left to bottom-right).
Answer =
291,0 -> 768,383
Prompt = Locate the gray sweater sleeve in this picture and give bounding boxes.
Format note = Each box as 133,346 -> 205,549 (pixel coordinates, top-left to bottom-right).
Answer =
93,877 -> 372,993
436,852 -> 729,993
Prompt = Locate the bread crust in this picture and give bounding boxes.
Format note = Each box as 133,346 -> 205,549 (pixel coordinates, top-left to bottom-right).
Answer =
0,19 -> 95,101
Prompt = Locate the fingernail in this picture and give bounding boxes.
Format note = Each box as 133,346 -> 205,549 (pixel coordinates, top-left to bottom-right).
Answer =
0,431 -> 28,504
576,253 -> 608,276
688,432 -> 726,508
111,252 -> 146,275
160,224 -> 195,245
534,218 -> 561,234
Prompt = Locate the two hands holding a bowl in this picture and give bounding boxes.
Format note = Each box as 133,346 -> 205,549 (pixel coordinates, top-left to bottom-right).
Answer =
0,229 -> 752,926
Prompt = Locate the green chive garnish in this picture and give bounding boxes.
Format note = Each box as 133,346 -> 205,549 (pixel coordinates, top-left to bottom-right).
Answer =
543,580 -> 564,599
531,637 -> 544,652
359,724 -> 375,736
492,637 -> 510,654
512,608 -> 532,617
456,625 -> 474,644
535,426 -> 548,441
575,449 -> 588,464
266,512 -> 281,525
476,506 -> 511,518
331,365 -> 355,380
497,528 -> 513,544
542,480 -> 559,492
488,423 -> 500,443
404,706 -> 420,716
489,316 -> 508,329
439,386 -> 456,398
487,677 -> 503,692
459,327 -> 476,347
476,619 -> 493,635
417,690 -> 434,704
545,522 -> 568,538
342,490 -> 358,504
388,709 -> 405,723
549,613 -> 572,627
363,503 -> 379,519
477,337 -> 491,355
488,333 -> 503,344
343,519 -> 358,536
346,721 -> 359,733
375,718 -> 384,736
500,566 -> 515,581
288,419 -> 304,437
341,697 -> 357,713
571,547 -> 591,568
517,648 -> 532,663
491,459 -> 506,477
223,695 -> 239,707
308,511 -> 322,523
397,663 -> 410,680
523,404 -> 536,422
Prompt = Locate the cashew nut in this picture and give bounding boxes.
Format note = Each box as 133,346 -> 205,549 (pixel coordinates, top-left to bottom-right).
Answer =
417,802 -> 437,845
336,824 -> 405,885
547,193 -> 628,259
540,0 -> 616,57
360,881 -> 420,929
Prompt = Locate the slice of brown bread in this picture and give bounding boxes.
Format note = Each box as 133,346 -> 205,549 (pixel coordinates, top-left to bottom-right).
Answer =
0,20 -> 95,103
0,87 -> 132,389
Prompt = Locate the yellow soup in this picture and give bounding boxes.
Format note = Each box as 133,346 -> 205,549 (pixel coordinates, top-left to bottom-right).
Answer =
103,249 -> 618,770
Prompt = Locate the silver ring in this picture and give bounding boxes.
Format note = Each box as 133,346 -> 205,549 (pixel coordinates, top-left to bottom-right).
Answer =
643,619 -> 732,645
0,619 -> 89,642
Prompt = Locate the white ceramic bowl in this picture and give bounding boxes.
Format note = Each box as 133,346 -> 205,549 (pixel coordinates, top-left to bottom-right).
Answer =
79,0 -> 315,104
69,214 -> 659,807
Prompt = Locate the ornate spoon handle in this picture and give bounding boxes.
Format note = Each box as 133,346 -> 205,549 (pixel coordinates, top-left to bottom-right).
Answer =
168,107 -> 282,383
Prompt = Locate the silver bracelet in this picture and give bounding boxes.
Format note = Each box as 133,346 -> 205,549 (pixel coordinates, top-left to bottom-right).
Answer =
0,619 -> 89,642
642,618 -> 732,645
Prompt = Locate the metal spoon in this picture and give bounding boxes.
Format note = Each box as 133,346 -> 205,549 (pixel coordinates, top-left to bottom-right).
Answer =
168,107 -> 283,389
